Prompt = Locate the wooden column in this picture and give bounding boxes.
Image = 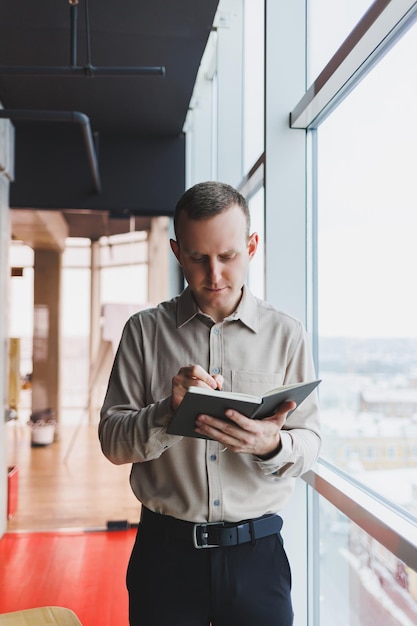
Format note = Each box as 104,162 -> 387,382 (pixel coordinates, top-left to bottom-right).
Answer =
147,217 -> 170,305
88,240 -> 102,425
32,249 -> 62,435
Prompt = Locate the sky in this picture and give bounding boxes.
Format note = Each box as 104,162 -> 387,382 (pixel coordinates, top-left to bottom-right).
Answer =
315,9 -> 417,339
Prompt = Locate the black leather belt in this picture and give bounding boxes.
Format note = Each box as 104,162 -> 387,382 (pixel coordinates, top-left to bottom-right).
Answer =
140,506 -> 283,549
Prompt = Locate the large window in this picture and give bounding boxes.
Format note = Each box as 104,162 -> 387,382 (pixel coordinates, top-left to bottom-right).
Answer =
297,1 -> 417,623
316,15 -> 417,521
317,493 -> 417,625
100,232 -> 148,305
8,234 -> 150,425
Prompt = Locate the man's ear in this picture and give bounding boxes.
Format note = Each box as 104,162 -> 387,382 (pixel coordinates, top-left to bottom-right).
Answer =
170,239 -> 181,265
248,232 -> 259,260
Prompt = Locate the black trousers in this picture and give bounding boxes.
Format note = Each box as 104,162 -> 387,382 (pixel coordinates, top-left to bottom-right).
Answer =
126,521 -> 294,626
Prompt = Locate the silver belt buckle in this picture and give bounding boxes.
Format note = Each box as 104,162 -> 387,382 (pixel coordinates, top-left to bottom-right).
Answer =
193,521 -> 224,549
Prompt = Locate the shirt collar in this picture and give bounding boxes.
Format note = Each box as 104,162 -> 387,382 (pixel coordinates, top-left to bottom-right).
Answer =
177,285 -> 259,333
176,286 -> 200,327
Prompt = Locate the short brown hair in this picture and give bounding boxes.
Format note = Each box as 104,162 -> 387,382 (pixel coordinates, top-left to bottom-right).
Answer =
174,181 -> 250,239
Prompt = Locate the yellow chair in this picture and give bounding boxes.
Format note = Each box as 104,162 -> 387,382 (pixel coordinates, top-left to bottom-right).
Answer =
0,607 -> 82,625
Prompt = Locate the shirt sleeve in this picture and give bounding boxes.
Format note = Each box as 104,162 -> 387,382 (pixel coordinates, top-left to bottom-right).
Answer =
255,322 -> 321,477
98,315 -> 182,465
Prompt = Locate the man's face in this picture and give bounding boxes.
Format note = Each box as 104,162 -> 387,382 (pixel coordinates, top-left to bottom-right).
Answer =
170,204 -> 258,322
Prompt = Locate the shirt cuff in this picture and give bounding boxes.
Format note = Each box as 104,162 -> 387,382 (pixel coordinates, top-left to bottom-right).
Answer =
146,396 -> 183,455
255,431 -> 293,474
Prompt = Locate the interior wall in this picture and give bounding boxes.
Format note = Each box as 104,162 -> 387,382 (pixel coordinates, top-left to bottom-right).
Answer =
0,115 -> 13,537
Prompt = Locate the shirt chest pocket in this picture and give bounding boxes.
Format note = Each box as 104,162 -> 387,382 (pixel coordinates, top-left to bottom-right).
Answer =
231,370 -> 283,396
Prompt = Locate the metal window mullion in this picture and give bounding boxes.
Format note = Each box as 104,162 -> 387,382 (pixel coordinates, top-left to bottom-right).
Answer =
303,461 -> 417,572
291,0 -> 417,129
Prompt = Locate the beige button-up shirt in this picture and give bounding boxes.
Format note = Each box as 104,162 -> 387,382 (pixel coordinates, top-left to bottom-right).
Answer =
99,286 -> 321,523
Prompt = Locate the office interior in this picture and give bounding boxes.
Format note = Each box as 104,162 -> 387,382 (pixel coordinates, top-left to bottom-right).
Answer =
1,1 -> 417,624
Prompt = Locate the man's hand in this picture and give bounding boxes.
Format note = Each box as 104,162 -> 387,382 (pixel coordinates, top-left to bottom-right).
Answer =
194,401 -> 297,458
171,365 -> 224,411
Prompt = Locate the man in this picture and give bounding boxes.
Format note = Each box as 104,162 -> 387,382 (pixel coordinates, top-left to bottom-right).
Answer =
99,181 -> 321,626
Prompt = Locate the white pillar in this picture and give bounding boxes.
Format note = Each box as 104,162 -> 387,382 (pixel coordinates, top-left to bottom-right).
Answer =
264,2 -> 310,624
264,0 -> 309,322
0,114 -> 14,536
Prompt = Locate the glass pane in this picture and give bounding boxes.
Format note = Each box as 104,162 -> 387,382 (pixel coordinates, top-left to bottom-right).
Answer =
9,243 -> 34,267
61,267 -> 90,424
243,0 -> 264,171
9,267 -> 34,338
319,497 -> 417,625
99,233 -> 148,268
63,238 -> 91,268
308,0 -> 373,83
62,269 -> 90,337
101,265 -> 148,305
316,22 -> 417,518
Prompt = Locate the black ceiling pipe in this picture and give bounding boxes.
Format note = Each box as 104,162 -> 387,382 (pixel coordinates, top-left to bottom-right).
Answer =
0,66 -> 166,78
70,0 -> 78,68
0,109 -> 101,193
0,0 -> 166,79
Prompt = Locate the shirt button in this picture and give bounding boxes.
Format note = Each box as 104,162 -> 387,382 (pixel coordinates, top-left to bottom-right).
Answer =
210,454 -> 217,461
212,367 -> 220,374
213,500 -> 220,507
214,328 -> 220,335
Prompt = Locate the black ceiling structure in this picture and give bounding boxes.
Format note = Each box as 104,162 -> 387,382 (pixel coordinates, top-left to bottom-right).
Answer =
0,0 -> 219,237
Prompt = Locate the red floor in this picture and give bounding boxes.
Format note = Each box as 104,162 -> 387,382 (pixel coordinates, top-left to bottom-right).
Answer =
0,529 -> 136,625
